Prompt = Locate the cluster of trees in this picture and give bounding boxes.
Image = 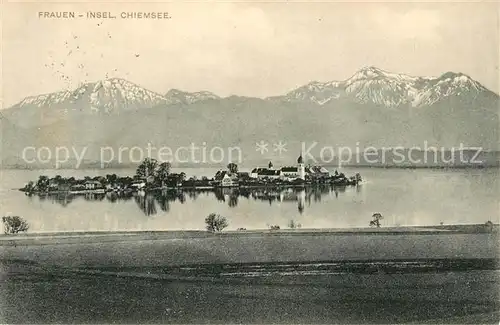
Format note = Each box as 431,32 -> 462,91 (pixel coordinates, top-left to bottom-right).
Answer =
135,158 -> 173,186
23,159 -> 178,193
23,174 -> 136,193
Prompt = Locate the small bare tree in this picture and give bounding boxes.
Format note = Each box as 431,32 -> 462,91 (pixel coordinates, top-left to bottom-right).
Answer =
369,213 -> 383,228
2,216 -> 29,234
205,213 -> 228,232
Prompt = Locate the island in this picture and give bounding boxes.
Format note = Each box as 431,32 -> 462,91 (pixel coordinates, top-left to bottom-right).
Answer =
19,155 -> 363,197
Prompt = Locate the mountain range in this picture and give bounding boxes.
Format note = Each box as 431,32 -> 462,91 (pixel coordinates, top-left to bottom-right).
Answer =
1,66 -> 499,168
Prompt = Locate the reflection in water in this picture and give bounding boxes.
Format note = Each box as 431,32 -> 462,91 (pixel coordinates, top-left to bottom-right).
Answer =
133,190 -> 188,216
135,192 -> 157,216
31,184 -> 358,217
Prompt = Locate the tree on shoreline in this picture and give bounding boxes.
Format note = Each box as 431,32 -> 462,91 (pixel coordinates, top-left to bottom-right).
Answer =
22,181 -> 35,192
156,162 -> 171,186
136,158 -> 159,180
36,176 -> 49,192
135,158 -> 172,186
227,163 -> 238,174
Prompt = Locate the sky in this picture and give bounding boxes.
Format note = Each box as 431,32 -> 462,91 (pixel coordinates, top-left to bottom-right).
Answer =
1,1 -> 499,107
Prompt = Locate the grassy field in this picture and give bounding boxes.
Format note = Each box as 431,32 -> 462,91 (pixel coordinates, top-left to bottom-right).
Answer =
1,262 -> 498,324
1,230 -> 498,268
0,229 -> 499,323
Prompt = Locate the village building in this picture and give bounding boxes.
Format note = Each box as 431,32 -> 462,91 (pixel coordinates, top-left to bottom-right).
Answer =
166,173 -> 185,187
130,181 -> 146,189
280,166 -> 300,180
70,184 -> 86,192
253,168 -> 282,180
84,180 -> 103,190
305,165 -> 330,179
251,154 -> 307,181
214,171 -> 238,187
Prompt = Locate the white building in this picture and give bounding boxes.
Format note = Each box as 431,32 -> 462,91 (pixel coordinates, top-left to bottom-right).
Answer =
250,155 -> 307,181
214,171 -> 238,187
84,180 -> 103,190
279,155 -> 305,180
250,168 -> 281,180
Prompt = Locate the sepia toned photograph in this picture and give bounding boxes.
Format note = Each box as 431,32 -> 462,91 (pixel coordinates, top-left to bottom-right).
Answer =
0,1 -> 499,323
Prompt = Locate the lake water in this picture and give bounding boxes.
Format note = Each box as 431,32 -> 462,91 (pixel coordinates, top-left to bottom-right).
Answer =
0,167 -> 498,233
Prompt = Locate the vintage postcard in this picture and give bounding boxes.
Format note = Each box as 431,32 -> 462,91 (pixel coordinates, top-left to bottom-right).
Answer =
0,1 -> 499,324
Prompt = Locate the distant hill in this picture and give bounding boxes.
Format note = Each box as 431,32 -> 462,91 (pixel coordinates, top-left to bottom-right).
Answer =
1,67 -> 499,169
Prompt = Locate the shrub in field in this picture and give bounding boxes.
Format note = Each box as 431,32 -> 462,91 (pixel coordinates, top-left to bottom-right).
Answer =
205,213 -> 228,232
369,213 -> 383,228
2,216 -> 29,234
288,220 -> 302,229
485,220 -> 494,232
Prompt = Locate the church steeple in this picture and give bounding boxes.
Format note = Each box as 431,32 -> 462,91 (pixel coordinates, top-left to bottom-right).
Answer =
297,153 -> 305,180
268,161 -> 273,169
297,153 -> 303,164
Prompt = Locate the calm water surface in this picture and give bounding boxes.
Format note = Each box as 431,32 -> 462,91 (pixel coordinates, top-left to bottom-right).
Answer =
0,167 -> 498,232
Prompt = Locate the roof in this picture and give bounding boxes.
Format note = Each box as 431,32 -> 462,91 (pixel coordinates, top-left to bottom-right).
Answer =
313,166 -> 330,174
84,180 -> 102,184
258,169 -> 281,176
214,171 -> 228,181
281,167 -> 298,172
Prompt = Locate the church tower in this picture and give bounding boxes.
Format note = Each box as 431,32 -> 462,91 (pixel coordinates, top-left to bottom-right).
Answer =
297,153 -> 305,180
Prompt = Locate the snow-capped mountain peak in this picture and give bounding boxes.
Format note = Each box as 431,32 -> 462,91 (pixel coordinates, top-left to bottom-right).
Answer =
9,68 -> 497,115
13,78 -> 170,114
347,66 -> 421,84
165,89 -> 220,105
18,90 -> 75,108
411,71 -> 490,107
88,78 -> 169,113
348,66 -> 387,80
276,67 -> 495,108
